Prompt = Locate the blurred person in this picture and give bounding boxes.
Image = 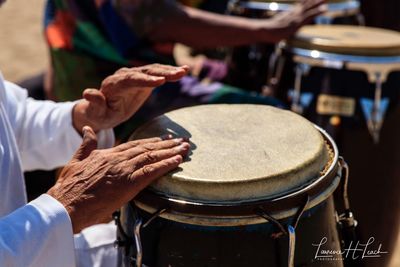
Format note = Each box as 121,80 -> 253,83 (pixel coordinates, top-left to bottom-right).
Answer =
44,0 -> 326,140
0,46 -> 190,267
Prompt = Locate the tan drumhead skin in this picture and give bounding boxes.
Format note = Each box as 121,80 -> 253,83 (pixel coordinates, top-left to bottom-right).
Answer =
289,25 -> 400,56
130,105 -> 329,203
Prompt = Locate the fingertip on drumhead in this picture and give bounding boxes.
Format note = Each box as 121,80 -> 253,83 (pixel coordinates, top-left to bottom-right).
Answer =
172,154 -> 183,164
161,134 -> 174,140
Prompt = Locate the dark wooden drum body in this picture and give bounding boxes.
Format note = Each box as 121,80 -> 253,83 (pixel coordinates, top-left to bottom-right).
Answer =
116,105 -> 348,267
224,0 -> 363,92
274,25 -> 400,266
119,197 -> 341,267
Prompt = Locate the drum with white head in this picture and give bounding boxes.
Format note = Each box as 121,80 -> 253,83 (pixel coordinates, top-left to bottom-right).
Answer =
116,104 -> 350,267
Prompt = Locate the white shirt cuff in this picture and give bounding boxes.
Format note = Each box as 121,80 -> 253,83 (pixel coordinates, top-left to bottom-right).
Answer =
28,194 -> 76,265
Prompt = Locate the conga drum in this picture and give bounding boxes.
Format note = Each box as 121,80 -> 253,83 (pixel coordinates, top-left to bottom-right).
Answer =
275,25 -> 400,266
225,0 -> 363,92
115,104 -> 353,267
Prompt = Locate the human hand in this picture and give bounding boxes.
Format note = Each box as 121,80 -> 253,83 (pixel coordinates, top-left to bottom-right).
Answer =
47,126 -> 190,233
73,64 -> 189,133
259,0 -> 327,43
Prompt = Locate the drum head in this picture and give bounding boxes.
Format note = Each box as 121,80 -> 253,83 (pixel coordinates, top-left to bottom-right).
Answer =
130,105 -> 329,203
289,25 -> 400,56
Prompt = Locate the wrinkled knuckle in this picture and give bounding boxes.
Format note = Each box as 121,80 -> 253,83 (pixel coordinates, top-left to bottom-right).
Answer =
128,141 -> 140,148
142,165 -> 155,176
141,143 -> 155,152
144,151 -> 157,162
107,164 -> 121,176
101,76 -> 116,89
94,150 -> 111,162
90,149 -> 101,158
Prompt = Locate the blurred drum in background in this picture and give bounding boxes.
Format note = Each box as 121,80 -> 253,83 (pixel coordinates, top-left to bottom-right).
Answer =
228,0 -> 362,24
116,104 -> 352,267
224,0 -> 363,92
274,25 -> 400,266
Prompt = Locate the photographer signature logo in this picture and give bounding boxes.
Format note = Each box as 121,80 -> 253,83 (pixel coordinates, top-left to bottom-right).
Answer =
312,237 -> 388,261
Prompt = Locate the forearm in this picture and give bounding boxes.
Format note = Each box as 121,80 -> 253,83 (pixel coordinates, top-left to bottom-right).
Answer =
149,5 -> 269,48
117,0 -> 326,49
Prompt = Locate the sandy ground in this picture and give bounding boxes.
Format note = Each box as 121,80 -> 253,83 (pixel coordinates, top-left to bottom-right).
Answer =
0,0 -> 399,266
0,0 -> 47,82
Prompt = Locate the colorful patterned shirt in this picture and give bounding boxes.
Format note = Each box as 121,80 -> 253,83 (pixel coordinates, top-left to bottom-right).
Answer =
44,0 -> 279,140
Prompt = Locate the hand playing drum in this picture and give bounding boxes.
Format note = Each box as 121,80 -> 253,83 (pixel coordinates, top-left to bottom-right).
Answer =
256,0 -> 328,43
48,128 -> 190,233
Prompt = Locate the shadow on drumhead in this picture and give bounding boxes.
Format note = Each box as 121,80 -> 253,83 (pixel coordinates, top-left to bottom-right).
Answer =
157,116 -> 196,162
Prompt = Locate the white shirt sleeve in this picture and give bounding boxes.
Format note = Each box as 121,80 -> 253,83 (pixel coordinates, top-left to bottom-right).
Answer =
0,194 -> 76,267
3,81 -> 115,171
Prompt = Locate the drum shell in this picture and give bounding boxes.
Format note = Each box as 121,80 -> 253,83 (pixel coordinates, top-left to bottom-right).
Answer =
118,197 -> 343,267
274,50 -> 400,265
275,54 -> 400,122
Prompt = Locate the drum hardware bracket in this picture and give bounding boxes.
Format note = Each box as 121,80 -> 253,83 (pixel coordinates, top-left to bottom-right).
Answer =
358,72 -> 389,144
337,158 -> 357,227
371,72 -> 383,144
113,207 -> 168,267
291,63 -> 311,114
256,196 -> 310,267
131,207 -> 168,267
113,210 -> 131,251
337,157 -> 359,264
266,44 -> 285,92
256,207 -> 288,237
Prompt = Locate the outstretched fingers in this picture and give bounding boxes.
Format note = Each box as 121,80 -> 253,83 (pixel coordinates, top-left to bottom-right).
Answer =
121,138 -> 189,159
129,142 -> 190,169
111,134 -> 177,153
101,71 -> 166,93
302,5 -> 328,24
128,155 -> 184,190
301,0 -> 326,11
137,64 -> 189,82
116,64 -> 189,82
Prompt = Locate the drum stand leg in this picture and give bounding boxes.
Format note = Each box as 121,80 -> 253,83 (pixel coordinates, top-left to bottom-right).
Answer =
257,196 -> 309,267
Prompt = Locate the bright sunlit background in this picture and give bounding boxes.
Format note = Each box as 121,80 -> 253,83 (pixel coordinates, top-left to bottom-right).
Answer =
0,0 -> 47,82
